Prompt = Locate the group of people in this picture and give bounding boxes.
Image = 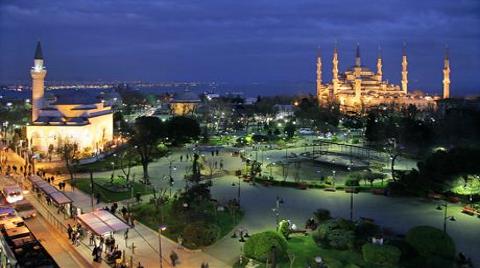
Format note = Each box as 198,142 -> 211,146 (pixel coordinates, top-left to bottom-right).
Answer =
67,223 -> 84,246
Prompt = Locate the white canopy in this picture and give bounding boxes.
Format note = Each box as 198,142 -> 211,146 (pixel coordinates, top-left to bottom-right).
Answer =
77,209 -> 130,236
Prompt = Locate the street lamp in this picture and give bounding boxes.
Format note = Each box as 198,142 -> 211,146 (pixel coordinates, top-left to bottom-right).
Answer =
436,202 -> 456,234
158,225 -> 167,268
332,170 -> 336,188
272,196 -> 284,227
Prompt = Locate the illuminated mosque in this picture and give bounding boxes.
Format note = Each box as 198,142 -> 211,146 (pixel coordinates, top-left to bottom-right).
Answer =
26,42 -> 113,153
316,44 -> 450,112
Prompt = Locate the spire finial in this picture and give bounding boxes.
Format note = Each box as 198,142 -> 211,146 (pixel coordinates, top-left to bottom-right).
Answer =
402,41 -> 407,56
377,45 -> 382,58
356,42 -> 360,58
34,41 -> 43,60
317,46 -> 321,58
445,44 -> 449,60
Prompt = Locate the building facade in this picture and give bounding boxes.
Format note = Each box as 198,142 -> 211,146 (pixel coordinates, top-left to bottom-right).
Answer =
26,42 -> 113,153
316,44 -> 446,112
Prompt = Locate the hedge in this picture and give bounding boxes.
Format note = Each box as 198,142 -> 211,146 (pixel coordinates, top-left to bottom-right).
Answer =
362,243 -> 401,266
405,226 -> 455,258
244,231 -> 288,262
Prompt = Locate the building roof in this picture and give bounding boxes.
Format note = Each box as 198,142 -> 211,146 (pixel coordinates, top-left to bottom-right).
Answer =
34,41 -> 43,60
171,90 -> 201,103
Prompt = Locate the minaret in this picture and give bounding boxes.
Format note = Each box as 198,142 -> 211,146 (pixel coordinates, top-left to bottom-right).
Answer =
316,49 -> 323,102
401,43 -> 408,94
376,46 -> 383,82
355,43 -> 361,67
332,44 -> 339,97
31,41 -> 47,122
443,46 -> 451,99
353,43 -> 362,100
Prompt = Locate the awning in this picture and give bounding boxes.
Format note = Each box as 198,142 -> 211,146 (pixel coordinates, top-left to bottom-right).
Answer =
77,209 -> 130,236
49,192 -> 72,205
27,175 -> 72,205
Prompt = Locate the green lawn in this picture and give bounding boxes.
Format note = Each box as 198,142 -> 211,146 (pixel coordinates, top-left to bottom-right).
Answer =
74,177 -> 152,203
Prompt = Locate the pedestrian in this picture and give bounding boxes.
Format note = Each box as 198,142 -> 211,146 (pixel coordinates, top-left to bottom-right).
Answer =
67,224 -> 73,240
121,206 -> 128,218
124,229 -> 129,240
180,155 -> 183,162
137,262 -> 144,268
170,250 -> 178,266
177,235 -> 183,249
211,151 -> 214,157
96,193 -> 101,204
220,160 -> 224,170
89,232 -> 96,246
186,154 -> 189,160
92,245 -> 98,262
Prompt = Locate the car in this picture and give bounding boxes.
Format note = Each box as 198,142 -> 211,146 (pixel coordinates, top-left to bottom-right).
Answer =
298,128 -> 314,135
14,200 -> 36,219
2,185 -> 23,204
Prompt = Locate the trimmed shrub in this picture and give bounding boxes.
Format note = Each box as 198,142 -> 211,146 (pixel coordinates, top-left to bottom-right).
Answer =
355,221 -> 381,243
313,208 -> 331,223
244,231 -> 288,262
362,243 -> 401,266
405,226 -> 455,259
278,220 -> 291,239
314,218 -> 355,249
345,179 -> 360,187
182,222 -> 220,248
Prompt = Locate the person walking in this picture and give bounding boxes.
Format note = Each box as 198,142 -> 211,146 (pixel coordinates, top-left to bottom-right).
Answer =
67,224 -> 73,240
170,250 -> 178,266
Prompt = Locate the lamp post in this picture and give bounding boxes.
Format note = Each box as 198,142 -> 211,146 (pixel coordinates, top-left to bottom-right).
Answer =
436,201 -> 456,234
272,196 -> 284,227
111,153 -> 117,179
158,225 -> 167,268
332,170 -> 336,188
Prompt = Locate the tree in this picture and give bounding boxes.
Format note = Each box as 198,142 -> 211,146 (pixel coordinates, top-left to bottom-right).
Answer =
56,140 -> 79,183
131,116 -> 166,181
284,121 -> 296,139
167,116 -> 201,145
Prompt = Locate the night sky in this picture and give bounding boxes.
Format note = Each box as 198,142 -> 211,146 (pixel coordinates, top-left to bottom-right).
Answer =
1,0 -> 479,96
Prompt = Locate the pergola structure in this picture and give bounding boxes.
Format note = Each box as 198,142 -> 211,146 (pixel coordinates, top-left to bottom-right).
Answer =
77,209 -> 130,236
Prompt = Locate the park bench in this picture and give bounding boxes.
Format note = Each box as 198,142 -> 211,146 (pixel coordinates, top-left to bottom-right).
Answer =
360,216 -> 375,223
297,183 -> 308,190
324,188 -> 336,192
427,192 -> 442,200
345,187 -> 359,193
290,229 -> 308,236
371,188 -> 385,195
462,206 -> 477,216
447,196 -> 460,203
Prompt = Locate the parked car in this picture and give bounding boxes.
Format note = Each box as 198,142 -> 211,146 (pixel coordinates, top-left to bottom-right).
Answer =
14,200 -> 36,219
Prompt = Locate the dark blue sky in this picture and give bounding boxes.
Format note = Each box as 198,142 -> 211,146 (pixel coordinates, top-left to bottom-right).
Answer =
1,0 -> 479,96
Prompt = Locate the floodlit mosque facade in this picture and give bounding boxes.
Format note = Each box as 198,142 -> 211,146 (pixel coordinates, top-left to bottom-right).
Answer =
26,42 -> 113,153
316,44 -> 451,112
